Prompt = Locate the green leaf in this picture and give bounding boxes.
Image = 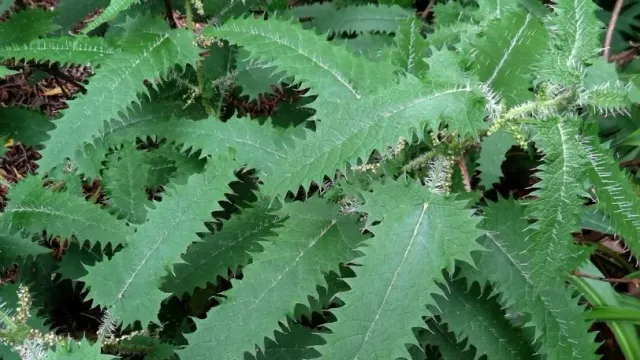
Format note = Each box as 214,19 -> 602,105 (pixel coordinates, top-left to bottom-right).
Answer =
82,153 -> 239,327
581,131 -> 640,258
527,119 -> 592,282
0,107 -> 54,146
261,76 -> 487,196
102,146 -> 153,224
82,0 -> 141,33
143,145 -> 205,188
181,198 -> 364,359
0,65 -> 18,78
38,27 -> 201,173
100,113 -> 296,175
203,0 -> 263,20
433,0 -> 469,26
538,0 -> 602,85
471,0 -> 520,20
0,36 -> 115,66
3,176 -> 132,248
162,201 -> 283,296
235,48 -> 287,99
578,58 -> 632,115
44,338 -> 116,360
466,197 -> 598,359
334,33 -> 394,61
472,9 -> 548,106
291,3 -> 336,19
253,322 -> 324,360
205,16 -> 397,99
0,10 -> 59,46
0,215 -> 49,266
57,242 -> 105,281
477,130 -> 516,187
414,321 -> 476,360
433,278 -> 536,360
97,100 -> 197,148
580,206 -> 614,233
306,4 -> 414,34
53,0 -> 110,33
317,178 -> 484,359
391,18 -> 428,76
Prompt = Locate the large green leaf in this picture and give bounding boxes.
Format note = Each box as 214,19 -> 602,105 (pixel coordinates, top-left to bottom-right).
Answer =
82,153 -> 239,327
526,119 -> 592,286
0,215 -> 49,266
181,198 -> 364,359
390,19 -> 428,76
317,178 -> 485,359
205,16 -> 397,99
0,36 -> 115,66
235,48 -> 287,99
162,201 -> 284,296
261,76 -> 487,196
102,146 -> 153,224
302,4 -> 414,34
472,9 -> 548,106
464,197 -> 598,359
82,0 -> 141,33
414,321 -> 476,360
433,278 -> 536,359
581,131 -> 640,257
0,107 -> 54,146
4,176 -> 132,248
477,129 -> 516,187
38,27 -> 200,172
538,0 -> 603,85
0,10 -> 58,46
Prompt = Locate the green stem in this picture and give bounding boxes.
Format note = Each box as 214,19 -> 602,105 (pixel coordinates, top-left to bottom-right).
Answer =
571,261 -> 640,360
585,306 -> 640,324
502,92 -> 571,121
184,0 -> 194,31
196,61 -> 213,116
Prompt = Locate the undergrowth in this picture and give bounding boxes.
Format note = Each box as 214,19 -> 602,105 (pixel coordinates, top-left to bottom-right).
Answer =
1,0 -> 640,359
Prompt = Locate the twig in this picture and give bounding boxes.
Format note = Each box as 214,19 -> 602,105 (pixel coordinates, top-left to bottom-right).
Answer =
52,77 -> 70,98
604,0 -> 624,61
457,157 -> 472,192
34,64 -> 87,94
610,45 -> 640,67
621,159 -> 640,168
572,270 -> 640,286
10,63 -> 88,94
421,0 -> 436,19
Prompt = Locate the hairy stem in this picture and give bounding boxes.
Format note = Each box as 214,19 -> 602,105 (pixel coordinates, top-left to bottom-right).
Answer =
457,157 -> 472,192
185,0 -> 194,31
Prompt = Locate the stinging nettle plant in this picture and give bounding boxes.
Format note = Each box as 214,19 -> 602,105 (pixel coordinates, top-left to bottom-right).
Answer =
0,0 -> 639,359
